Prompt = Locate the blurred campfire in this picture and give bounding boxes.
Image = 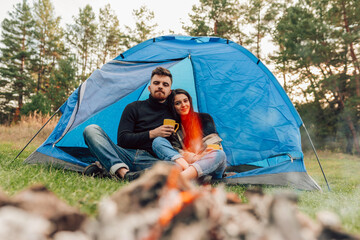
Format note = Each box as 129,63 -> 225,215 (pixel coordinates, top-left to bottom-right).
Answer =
0,184 -> 88,240
0,163 -> 359,240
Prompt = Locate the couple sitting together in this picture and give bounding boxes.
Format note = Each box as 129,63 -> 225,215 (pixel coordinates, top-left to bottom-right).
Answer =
83,67 -> 226,181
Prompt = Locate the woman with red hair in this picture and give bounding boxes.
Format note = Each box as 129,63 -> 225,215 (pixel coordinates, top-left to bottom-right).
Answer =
152,89 -> 226,181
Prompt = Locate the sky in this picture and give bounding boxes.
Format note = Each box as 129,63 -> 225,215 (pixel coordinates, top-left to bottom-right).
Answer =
0,0 -> 195,34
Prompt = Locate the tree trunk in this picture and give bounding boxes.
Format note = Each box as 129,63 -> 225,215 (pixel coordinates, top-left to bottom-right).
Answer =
13,108 -> 21,123
214,21 -> 218,35
345,128 -> 354,154
344,114 -> 360,154
280,44 -> 287,92
336,86 -> 360,154
102,47 -> 108,65
340,0 -> 360,154
37,71 -> 41,93
256,11 -> 261,58
282,65 -> 287,92
341,0 -> 360,96
37,42 -> 45,92
83,49 -> 87,81
20,32 -> 25,107
14,30 -> 26,123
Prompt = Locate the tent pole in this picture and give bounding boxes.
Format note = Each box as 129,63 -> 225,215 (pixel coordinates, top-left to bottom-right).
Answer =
303,123 -> 331,191
13,108 -> 60,162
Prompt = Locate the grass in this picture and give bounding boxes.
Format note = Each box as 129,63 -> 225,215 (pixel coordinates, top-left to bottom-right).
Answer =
224,152 -> 360,235
0,119 -> 359,234
297,151 -> 360,233
0,143 -> 127,215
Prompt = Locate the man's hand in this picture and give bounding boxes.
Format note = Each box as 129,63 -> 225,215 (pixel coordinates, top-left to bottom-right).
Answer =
149,125 -> 174,139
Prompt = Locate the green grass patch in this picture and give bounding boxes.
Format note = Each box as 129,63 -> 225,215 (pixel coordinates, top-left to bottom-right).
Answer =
1,143 -> 359,234
0,143 -> 126,216
297,151 -> 360,234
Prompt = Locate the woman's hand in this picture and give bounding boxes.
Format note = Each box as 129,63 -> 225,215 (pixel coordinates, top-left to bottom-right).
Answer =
192,151 -> 208,162
174,157 -> 189,170
181,151 -> 206,164
182,151 -> 196,164
182,147 -> 218,164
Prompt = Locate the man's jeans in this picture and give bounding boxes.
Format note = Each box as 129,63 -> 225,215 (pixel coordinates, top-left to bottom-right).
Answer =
83,124 -> 169,174
152,137 -> 227,179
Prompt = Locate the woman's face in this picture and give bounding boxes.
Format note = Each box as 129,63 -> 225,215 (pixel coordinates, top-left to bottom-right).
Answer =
174,94 -> 191,115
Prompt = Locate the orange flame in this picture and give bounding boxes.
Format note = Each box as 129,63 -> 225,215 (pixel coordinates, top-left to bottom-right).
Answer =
158,167 -> 198,227
144,167 -> 199,240
158,190 -> 197,226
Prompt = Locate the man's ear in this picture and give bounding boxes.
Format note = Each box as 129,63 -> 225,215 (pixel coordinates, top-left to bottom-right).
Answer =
148,85 -> 151,92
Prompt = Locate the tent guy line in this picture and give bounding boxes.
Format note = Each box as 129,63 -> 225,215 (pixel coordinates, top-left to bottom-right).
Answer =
303,123 -> 331,191
13,108 -> 60,163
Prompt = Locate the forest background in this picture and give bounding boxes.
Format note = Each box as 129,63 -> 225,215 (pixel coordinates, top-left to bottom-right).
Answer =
1,0 -> 359,155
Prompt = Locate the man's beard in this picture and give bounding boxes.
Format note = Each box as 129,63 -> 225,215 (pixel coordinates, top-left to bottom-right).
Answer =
153,91 -> 166,101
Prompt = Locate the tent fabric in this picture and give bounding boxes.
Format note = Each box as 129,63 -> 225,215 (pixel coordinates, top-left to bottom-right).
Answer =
223,171 -> 320,191
25,151 -> 85,172
24,35 -> 321,190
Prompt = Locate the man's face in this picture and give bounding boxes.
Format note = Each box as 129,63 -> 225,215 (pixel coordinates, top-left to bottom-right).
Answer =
148,74 -> 172,102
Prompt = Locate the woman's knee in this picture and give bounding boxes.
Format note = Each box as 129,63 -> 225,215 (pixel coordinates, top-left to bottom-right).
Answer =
152,137 -> 168,148
214,150 -> 227,165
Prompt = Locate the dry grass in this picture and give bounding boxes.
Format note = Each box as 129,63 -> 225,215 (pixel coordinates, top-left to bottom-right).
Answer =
0,113 -> 59,148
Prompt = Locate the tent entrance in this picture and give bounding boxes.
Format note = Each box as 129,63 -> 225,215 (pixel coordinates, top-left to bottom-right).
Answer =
58,147 -> 96,164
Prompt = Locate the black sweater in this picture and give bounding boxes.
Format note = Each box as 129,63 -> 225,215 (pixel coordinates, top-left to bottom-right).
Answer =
117,95 -> 175,155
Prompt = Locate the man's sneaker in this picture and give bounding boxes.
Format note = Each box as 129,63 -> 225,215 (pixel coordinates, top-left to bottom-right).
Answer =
123,170 -> 146,181
83,161 -> 107,178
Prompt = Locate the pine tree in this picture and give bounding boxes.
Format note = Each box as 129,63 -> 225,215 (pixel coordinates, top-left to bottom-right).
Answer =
326,0 -> 360,154
272,0 -> 360,154
33,0 -> 65,93
124,5 -> 158,48
0,0 -> 35,122
240,0 -> 273,58
47,57 -> 77,111
260,0 -> 294,91
97,4 -> 123,66
183,0 -> 243,43
66,4 -> 98,81
326,0 -> 360,98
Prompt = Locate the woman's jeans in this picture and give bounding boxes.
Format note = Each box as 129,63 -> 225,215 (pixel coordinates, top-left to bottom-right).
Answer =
152,137 -> 227,179
83,124 -> 172,174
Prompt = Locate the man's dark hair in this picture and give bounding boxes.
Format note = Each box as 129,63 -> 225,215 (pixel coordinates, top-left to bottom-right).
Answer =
151,67 -> 173,83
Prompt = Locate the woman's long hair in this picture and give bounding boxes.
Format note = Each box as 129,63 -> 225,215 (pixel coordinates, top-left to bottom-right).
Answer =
170,89 -> 203,153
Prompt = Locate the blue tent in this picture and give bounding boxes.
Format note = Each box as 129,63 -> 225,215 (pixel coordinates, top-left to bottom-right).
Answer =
25,35 -> 321,190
